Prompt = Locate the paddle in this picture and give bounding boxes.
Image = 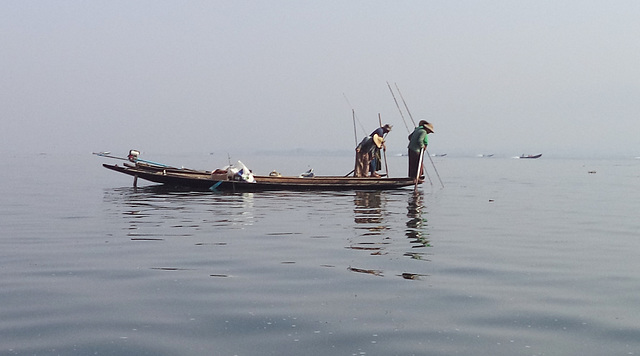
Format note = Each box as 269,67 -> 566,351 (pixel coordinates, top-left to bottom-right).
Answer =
414,147 -> 425,191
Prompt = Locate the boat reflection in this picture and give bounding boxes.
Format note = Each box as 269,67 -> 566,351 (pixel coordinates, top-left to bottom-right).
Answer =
103,186 -> 257,240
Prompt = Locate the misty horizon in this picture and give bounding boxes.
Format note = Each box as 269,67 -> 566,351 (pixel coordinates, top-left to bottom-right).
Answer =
2,1 -> 639,159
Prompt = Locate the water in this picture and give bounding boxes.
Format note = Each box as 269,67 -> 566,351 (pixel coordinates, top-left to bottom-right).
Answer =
1,153 -> 639,355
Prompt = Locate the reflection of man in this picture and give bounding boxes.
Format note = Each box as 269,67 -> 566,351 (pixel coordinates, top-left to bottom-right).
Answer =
353,191 -> 383,225
406,191 -> 430,249
407,121 -> 434,179
352,191 -> 386,257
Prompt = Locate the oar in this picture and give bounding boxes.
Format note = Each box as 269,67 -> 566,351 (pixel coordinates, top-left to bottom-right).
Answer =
414,147 -> 425,191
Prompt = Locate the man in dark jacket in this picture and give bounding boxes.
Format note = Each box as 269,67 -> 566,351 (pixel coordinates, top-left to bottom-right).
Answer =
355,124 -> 392,177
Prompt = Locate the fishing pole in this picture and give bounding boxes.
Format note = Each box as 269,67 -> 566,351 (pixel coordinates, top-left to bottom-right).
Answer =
394,83 -> 444,188
350,109 -> 358,177
352,109 -> 357,146
343,93 -> 367,136
386,82 -> 410,133
344,93 -> 370,178
92,152 -> 128,161
378,113 -> 389,177
395,82 -> 416,127
425,149 -> 443,188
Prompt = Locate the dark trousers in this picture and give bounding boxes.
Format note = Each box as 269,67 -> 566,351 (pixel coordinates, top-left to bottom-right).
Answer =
408,149 -> 423,179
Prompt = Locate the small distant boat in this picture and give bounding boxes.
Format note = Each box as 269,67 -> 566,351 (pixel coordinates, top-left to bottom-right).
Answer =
431,153 -> 447,157
519,154 -> 542,159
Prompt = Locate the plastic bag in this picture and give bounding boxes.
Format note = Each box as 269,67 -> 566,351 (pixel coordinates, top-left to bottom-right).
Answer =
226,161 -> 255,183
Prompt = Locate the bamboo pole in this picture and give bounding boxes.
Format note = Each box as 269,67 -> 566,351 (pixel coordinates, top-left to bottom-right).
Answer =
352,109 -> 357,146
387,82 -> 410,133
426,149 -> 444,188
395,82 -> 417,127
395,83 -> 444,188
414,147 -> 425,191
378,113 -> 389,177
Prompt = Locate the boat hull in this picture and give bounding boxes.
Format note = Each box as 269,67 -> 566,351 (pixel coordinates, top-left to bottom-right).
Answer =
520,154 -> 542,159
103,164 -> 421,191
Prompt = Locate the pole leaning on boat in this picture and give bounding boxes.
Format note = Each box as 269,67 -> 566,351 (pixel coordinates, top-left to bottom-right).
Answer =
415,147 -> 425,191
378,113 -> 390,177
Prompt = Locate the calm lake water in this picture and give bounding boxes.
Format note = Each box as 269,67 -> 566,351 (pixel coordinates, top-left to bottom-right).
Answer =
1,152 -> 639,355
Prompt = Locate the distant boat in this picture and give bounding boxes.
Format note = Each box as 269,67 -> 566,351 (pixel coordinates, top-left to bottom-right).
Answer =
431,153 -> 447,157
519,154 -> 542,159
477,154 -> 494,158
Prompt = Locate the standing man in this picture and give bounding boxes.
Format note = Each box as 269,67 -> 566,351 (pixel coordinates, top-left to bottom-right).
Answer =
407,120 -> 434,180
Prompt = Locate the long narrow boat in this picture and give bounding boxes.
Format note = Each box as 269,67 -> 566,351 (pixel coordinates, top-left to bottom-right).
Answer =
519,154 -> 542,159
102,163 -> 421,191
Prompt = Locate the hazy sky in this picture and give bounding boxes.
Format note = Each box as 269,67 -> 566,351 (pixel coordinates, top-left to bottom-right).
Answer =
2,1 -> 640,158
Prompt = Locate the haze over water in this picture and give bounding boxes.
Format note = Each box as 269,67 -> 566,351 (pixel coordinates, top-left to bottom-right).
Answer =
1,153 -> 639,355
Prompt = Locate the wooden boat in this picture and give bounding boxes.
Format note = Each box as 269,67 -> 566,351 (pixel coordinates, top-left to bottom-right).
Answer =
519,154 -> 542,159
102,162 -> 421,191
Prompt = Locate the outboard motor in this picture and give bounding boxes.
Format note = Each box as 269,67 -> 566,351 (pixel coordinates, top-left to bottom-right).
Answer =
128,150 -> 140,162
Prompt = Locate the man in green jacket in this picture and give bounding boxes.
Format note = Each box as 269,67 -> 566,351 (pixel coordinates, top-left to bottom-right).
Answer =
407,120 -> 434,179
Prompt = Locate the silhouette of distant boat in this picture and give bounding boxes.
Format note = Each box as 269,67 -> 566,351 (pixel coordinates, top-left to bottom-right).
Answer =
519,154 -> 542,159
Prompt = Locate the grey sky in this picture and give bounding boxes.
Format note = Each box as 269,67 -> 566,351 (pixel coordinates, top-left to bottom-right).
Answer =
2,1 -> 639,158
